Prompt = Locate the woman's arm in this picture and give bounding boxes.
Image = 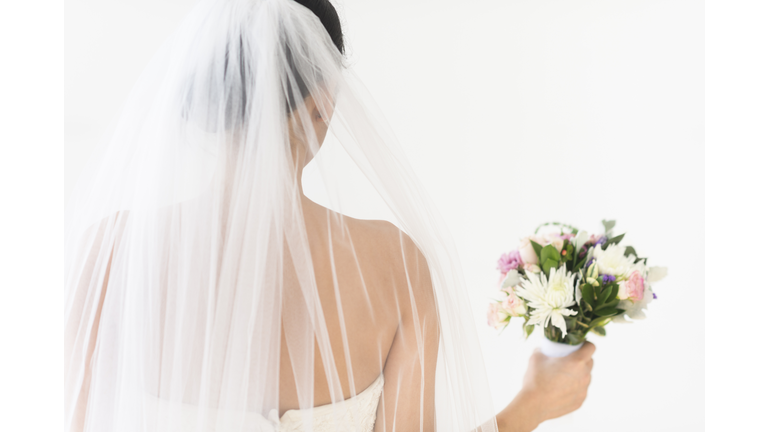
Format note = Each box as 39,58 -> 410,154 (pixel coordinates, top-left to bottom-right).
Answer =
374,233 -> 440,432
496,342 -> 596,432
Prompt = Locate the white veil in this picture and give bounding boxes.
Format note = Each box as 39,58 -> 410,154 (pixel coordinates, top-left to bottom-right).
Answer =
64,0 -> 497,430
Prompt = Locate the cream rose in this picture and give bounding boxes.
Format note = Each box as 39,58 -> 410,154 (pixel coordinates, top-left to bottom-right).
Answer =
518,236 -> 542,264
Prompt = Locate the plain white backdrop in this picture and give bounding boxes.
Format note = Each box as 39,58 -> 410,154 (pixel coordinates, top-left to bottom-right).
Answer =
61,1 -> 703,431
9,0 -> 768,430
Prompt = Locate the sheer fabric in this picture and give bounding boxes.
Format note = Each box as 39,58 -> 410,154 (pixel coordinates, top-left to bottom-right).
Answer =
64,1 -> 497,431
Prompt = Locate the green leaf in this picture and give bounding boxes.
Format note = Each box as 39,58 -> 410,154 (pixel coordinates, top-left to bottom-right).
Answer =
525,325 -> 535,338
581,284 -> 595,308
588,316 -> 612,330
605,284 -> 619,304
594,307 -> 620,317
624,246 -> 637,257
596,285 -> 611,305
542,258 -> 559,275
573,256 -> 587,270
591,326 -> 606,336
601,219 -> 616,233
530,241 -> 543,262
541,245 -> 561,264
595,298 -> 619,311
606,233 -> 625,247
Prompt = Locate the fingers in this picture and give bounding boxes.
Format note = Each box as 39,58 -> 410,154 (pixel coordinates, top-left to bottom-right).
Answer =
572,341 -> 596,361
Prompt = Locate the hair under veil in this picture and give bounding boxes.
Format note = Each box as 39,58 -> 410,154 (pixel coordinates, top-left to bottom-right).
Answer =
64,0 -> 497,431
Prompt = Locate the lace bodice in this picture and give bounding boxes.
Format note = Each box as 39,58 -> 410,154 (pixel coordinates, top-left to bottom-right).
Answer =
146,374 -> 384,431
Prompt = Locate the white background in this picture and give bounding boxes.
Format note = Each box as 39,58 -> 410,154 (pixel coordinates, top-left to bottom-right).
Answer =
3,0 -> 763,431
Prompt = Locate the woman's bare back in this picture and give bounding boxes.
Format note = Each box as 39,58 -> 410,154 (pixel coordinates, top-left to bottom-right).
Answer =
278,198 -> 439,430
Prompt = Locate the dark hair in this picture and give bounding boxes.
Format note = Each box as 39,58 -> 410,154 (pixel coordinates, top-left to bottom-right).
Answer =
182,0 -> 344,130
284,0 -> 344,112
294,0 -> 344,55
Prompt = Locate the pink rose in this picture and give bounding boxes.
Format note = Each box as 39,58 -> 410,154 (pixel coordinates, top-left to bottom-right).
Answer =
487,302 -> 508,330
618,270 -> 645,302
501,291 -> 527,317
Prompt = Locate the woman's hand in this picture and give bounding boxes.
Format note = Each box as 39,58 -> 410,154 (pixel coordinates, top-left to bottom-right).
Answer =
495,342 -> 596,432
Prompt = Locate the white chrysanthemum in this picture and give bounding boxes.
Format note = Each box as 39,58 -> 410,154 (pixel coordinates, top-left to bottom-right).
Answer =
515,266 -> 578,336
592,244 -> 645,278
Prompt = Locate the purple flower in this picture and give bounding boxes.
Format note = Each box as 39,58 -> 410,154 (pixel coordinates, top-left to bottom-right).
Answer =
653,293 -> 658,299
585,258 -> 596,269
601,274 -> 616,284
594,236 -> 608,246
497,250 -> 524,274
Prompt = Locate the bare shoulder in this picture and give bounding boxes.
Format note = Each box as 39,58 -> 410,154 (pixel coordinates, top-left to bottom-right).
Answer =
343,216 -> 434,306
342,216 -> 424,265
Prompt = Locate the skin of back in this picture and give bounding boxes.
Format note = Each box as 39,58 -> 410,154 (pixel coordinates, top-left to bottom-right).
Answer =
279,197 -> 439,431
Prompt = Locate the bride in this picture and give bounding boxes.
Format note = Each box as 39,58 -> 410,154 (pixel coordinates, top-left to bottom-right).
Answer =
63,0 -> 594,431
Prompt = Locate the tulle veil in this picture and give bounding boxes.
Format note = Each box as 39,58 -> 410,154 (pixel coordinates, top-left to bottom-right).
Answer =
64,0 -> 497,430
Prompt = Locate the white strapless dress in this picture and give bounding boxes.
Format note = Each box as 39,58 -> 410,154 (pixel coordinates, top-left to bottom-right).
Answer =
145,374 -> 384,432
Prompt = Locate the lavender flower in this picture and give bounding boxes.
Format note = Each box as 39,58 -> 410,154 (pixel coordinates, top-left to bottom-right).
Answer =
601,274 -> 616,284
497,250 -> 524,274
653,293 -> 658,299
594,236 -> 608,246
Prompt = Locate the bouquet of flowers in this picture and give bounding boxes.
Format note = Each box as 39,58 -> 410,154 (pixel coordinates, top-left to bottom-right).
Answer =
487,220 -> 667,348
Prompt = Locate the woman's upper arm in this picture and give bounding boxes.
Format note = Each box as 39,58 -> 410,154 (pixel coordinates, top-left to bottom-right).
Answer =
374,233 -> 440,432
